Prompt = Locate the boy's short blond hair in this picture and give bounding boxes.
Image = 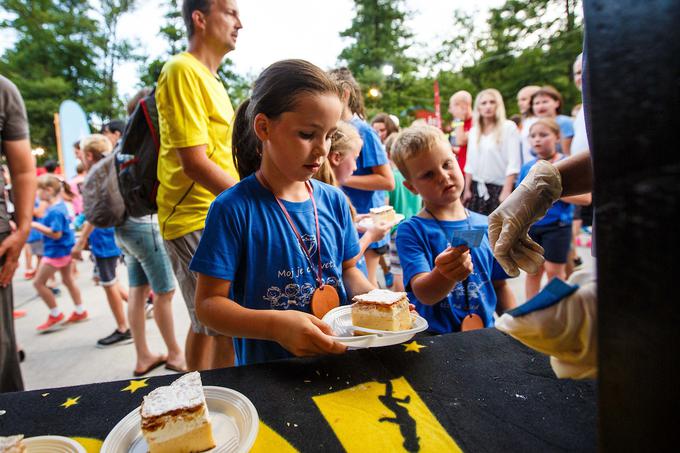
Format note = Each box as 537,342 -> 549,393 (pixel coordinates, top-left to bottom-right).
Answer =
80,133 -> 112,162
391,125 -> 450,179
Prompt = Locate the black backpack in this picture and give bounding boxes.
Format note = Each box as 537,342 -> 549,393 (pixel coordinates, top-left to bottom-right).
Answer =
116,88 -> 160,217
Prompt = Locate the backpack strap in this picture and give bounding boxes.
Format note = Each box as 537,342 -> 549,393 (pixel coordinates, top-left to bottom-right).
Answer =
140,99 -> 160,151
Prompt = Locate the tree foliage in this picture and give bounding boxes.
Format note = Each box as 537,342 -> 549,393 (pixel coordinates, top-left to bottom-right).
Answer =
0,0 -> 139,158
338,0 -> 584,125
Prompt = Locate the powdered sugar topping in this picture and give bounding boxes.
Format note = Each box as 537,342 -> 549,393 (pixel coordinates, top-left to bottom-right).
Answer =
141,371 -> 206,417
353,289 -> 407,305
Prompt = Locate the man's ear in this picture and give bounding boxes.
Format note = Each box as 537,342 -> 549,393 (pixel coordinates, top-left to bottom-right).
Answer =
253,113 -> 269,141
403,179 -> 419,195
192,10 -> 207,34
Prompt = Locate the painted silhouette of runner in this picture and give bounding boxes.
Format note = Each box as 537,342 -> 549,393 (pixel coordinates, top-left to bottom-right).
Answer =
378,380 -> 420,452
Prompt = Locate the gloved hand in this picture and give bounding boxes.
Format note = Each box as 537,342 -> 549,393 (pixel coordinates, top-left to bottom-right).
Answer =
495,271 -> 597,379
488,160 -> 562,277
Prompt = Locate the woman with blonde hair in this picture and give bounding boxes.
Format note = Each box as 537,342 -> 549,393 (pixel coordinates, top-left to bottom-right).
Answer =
463,88 -> 521,215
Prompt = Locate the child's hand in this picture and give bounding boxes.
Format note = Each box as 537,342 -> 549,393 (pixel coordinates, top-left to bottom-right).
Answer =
434,246 -> 473,282
272,310 -> 347,357
71,245 -> 84,261
365,219 -> 393,243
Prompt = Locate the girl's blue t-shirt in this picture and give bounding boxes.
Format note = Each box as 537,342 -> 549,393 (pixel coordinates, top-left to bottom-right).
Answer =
89,227 -> 121,258
396,212 -> 508,334
518,156 -> 574,226
190,175 -> 360,366
342,117 -> 390,248
40,201 -> 75,258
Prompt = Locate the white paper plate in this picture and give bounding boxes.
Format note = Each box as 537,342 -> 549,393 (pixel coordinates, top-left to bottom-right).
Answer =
101,386 -> 259,453
357,214 -> 405,230
322,305 -> 428,348
24,436 -> 86,453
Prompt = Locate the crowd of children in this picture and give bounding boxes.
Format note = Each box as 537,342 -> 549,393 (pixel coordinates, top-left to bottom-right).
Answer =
14,55 -> 591,370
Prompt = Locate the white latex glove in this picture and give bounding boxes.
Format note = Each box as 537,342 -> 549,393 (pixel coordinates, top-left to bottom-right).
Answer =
495,271 -> 597,379
488,160 -> 563,277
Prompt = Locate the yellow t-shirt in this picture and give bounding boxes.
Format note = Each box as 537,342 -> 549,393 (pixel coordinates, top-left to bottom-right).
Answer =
156,52 -> 239,240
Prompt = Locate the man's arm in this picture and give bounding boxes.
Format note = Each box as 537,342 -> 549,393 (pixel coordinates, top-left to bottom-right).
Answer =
555,151 -> 593,196
177,145 -> 238,196
0,138 -> 36,286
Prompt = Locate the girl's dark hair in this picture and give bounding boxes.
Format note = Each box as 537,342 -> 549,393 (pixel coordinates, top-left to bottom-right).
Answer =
371,112 -> 400,136
530,85 -> 564,115
328,67 -> 365,119
232,59 -> 342,179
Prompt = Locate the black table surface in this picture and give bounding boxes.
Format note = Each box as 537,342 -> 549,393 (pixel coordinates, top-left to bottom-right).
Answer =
0,329 -> 595,452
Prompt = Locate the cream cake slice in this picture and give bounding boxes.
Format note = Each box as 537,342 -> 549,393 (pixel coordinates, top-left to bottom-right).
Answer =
140,371 -> 216,453
351,289 -> 412,332
370,205 -> 397,224
0,435 -> 25,453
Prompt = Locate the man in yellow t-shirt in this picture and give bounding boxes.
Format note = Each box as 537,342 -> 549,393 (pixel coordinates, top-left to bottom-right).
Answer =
156,0 -> 242,371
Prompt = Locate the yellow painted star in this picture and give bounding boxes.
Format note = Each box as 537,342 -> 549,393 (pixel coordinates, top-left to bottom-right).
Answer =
60,396 -> 81,408
121,379 -> 149,394
403,341 -> 426,353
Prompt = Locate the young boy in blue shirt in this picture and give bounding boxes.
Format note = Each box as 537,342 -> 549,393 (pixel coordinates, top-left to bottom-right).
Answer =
392,125 -> 515,333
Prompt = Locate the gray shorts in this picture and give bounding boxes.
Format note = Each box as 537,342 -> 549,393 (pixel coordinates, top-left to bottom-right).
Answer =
29,239 -> 44,256
164,230 -> 219,336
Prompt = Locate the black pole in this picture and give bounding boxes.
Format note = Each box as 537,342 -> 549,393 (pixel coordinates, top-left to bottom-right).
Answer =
584,0 -> 680,450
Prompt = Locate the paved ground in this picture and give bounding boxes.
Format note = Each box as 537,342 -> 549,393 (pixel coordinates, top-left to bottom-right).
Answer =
12,242 -> 594,391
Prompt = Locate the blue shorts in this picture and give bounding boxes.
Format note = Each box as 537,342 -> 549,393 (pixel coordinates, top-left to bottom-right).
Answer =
114,219 -> 175,294
529,223 -> 572,264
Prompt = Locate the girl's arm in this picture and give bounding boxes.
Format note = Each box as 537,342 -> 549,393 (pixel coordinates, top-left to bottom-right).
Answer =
343,163 -> 395,191
72,221 -> 94,260
499,173 -> 517,203
195,274 -> 346,357
30,221 -> 62,240
493,279 -> 517,311
342,262 -> 375,299
561,193 -> 592,205
561,137 -> 573,156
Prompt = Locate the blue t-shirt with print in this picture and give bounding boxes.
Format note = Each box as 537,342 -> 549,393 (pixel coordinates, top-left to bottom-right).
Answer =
190,175 -> 361,366
40,201 -> 75,258
342,117 -> 390,248
396,212 -> 509,334
518,157 -> 574,226
89,227 -> 121,258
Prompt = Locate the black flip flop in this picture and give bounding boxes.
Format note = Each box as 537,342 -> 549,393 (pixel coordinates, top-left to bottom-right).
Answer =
133,358 -> 167,377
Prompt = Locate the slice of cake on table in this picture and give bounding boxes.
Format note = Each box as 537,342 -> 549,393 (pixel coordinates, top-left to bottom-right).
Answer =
352,289 -> 412,332
140,371 -> 215,453
0,435 -> 25,453
370,205 -> 397,224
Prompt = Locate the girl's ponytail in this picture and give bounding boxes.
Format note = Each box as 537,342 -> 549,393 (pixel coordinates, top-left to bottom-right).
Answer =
232,98 -> 261,179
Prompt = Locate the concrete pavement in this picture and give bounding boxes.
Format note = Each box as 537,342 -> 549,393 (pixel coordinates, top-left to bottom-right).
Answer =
11,243 -> 594,391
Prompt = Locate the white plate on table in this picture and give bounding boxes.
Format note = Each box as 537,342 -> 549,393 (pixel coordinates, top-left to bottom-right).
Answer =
322,305 -> 428,348
101,386 -> 258,453
24,436 -> 86,453
357,214 -> 405,230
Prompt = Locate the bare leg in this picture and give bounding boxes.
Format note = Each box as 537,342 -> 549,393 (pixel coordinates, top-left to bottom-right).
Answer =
364,249 -> 380,287
544,261 -> 567,283
118,284 -> 129,303
525,266 -> 545,300
102,282 -> 128,332
33,263 -> 59,310
391,274 -> 405,292
59,262 -> 83,308
128,285 -> 165,373
23,245 -> 33,272
211,335 -> 234,369
152,289 -> 184,370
